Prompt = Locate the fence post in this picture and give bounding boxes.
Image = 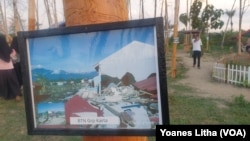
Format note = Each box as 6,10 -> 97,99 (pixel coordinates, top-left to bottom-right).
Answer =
226,64 -> 229,83
248,66 -> 250,85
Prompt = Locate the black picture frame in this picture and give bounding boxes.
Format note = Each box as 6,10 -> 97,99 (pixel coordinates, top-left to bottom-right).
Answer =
18,17 -> 169,136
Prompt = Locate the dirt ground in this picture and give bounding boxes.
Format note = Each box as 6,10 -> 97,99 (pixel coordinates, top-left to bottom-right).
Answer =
174,50 -> 250,102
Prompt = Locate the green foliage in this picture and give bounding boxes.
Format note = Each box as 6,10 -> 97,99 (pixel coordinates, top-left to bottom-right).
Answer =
167,72 -> 250,124
231,95 -> 250,111
0,97 -> 82,141
242,80 -> 250,88
190,0 -> 203,30
189,0 -> 224,32
166,52 -> 250,125
179,13 -> 188,27
199,31 -> 239,54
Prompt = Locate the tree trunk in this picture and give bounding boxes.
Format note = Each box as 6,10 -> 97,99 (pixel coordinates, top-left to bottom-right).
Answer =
238,0 -> 242,55
63,0 -> 147,141
0,2 -> 6,34
221,0 -> 236,49
164,0 -> 169,55
63,0 -> 128,26
28,0 -> 36,31
44,0 -> 53,27
53,0 -> 58,27
171,0 -> 180,78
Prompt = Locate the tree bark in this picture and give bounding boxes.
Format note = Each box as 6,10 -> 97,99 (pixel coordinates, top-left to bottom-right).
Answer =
171,0 -> 180,78
164,0 -> 169,55
63,0 -> 147,141
28,0 -> 36,31
63,0 -> 128,26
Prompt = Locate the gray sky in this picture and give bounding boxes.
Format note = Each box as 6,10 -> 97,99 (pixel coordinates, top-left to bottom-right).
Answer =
174,0 -> 250,31
129,0 -> 250,32
6,0 -> 249,32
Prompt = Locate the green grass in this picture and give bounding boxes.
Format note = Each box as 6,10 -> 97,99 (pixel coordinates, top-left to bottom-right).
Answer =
0,98 -> 82,141
166,50 -> 250,125
1,82 -> 250,141
168,89 -> 250,125
1,48 -> 250,141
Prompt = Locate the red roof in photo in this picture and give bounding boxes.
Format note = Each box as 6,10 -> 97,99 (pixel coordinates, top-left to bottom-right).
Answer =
133,75 -> 157,95
65,95 -> 103,125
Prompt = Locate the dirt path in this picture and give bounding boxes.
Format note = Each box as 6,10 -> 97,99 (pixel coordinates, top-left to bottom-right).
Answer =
175,50 -> 250,102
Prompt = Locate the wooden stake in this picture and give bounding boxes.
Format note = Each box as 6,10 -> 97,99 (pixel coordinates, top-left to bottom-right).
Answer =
63,0 -> 148,140
171,0 -> 180,78
63,0 -> 128,26
28,0 -> 36,31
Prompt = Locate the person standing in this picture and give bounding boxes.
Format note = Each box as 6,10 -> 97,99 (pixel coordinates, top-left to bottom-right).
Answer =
245,38 -> 250,53
192,33 -> 202,69
10,36 -> 23,89
0,34 -> 21,101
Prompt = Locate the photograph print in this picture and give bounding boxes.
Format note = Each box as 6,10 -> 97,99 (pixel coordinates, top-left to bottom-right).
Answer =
20,18 -> 168,136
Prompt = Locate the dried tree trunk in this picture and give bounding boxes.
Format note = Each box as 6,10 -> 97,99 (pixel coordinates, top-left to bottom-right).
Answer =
154,0 -> 157,17
52,0 -> 58,27
13,0 -> 21,34
141,0 -> 144,19
171,0 -> 180,78
128,0 -> 132,19
63,0 -> 147,140
28,0 -> 36,30
44,0 -> 53,27
36,0 -> 39,29
0,2 -> 7,33
238,0 -> 242,55
164,0 -> 169,54
221,0 -> 236,48
63,0 -> 128,26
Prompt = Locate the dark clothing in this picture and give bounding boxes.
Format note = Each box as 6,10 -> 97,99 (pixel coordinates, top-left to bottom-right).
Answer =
10,36 -> 23,88
0,69 -> 21,99
0,34 -> 21,100
0,39 -> 11,62
13,62 -> 23,88
193,50 -> 201,68
246,46 -> 250,52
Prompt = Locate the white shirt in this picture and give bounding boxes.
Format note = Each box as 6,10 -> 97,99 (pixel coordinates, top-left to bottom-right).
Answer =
192,38 -> 202,51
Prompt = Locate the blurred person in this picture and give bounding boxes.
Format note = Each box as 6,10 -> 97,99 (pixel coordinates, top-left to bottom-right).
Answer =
245,38 -> 250,53
191,33 -> 202,69
10,36 -> 23,89
0,34 -> 21,101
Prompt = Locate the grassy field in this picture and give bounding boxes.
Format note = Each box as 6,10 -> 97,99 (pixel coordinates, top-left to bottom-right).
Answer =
2,76 -> 250,141
1,48 -> 250,141
0,98 -> 82,141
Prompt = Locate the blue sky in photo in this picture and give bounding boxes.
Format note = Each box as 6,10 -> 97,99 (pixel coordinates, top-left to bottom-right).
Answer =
37,102 -> 65,114
29,26 -> 155,73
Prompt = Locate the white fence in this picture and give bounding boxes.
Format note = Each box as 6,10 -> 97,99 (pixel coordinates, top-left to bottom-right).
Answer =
212,63 -> 250,87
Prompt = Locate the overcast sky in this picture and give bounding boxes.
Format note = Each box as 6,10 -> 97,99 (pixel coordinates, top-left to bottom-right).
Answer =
8,0 -> 249,32
129,0 -> 250,32
171,0 -> 250,31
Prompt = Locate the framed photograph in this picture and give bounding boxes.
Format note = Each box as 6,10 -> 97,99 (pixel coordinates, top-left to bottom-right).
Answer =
18,17 -> 169,136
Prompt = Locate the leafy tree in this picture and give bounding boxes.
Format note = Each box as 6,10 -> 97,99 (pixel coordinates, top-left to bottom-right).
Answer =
190,0 -> 203,30
190,0 -> 224,33
179,13 -> 189,45
179,13 -> 188,29
221,0 -> 236,48
225,9 -> 236,32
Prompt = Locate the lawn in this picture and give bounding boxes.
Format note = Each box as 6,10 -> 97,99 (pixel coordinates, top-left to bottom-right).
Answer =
1,48 -> 250,141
